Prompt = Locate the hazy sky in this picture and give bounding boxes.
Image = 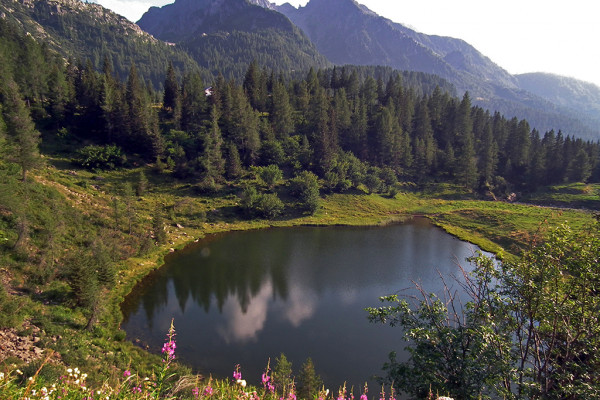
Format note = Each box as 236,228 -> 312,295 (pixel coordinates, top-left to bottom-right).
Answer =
94,0 -> 600,86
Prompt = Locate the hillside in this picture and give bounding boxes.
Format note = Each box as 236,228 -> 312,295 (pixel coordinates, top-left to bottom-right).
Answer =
137,0 -> 330,80
0,0 -> 205,88
273,0 -> 516,92
516,73 -> 600,129
261,0 -> 600,139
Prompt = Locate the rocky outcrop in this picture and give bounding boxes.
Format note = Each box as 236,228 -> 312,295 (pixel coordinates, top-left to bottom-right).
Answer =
0,324 -> 45,364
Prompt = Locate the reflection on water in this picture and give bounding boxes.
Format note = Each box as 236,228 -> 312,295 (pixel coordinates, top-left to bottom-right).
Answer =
121,219 -> 481,390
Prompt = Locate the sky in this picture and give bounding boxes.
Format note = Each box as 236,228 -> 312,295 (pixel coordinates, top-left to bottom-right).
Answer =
92,0 -> 600,87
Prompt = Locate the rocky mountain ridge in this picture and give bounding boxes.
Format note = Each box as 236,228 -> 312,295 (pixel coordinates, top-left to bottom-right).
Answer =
250,0 -> 600,139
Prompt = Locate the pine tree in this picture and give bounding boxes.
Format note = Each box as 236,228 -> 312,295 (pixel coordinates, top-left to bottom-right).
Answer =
200,106 -> 225,180
152,204 -> 167,245
47,64 -> 71,129
243,60 -> 268,111
226,142 -> 243,180
181,71 -> 208,134
412,99 -> 436,176
455,92 -> 477,188
162,62 -> 180,114
101,68 -> 128,145
270,80 -> 294,139
297,358 -> 323,400
567,148 -> 592,183
1,78 -> 42,181
136,170 -> 149,196
224,85 -> 260,166
126,63 -> 164,159
273,353 -> 293,396
479,122 -> 499,185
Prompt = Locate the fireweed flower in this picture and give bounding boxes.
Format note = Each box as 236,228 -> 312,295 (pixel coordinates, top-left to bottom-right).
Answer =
360,383 -> 368,400
233,364 -> 242,381
337,383 -> 347,400
204,385 -> 214,396
161,320 -> 177,367
262,362 -> 275,393
388,386 -> 396,400
123,370 -> 131,378
379,385 -> 386,400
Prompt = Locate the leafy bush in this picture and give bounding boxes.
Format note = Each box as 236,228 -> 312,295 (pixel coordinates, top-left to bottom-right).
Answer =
256,164 -> 283,189
72,144 -> 126,170
368,222 -> 600,399
240,186 -> 284,219
290,171 -> 320,214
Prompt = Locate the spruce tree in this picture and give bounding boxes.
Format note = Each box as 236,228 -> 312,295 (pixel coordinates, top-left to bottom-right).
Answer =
1,79 -> 42,181
163,62 -> 180,112
181,71 -> 207,133
297,358 -> 323,400
226,142 -> 243,180
273,353 -> 293,396
271,80 -> 294,139
201,106 -> 225,180
455,92 -> 477,188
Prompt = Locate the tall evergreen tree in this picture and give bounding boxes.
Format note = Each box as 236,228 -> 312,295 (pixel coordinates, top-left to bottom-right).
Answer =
223,85 -> 260,166
412,99 -> 436,176
180,71 -> 208,134
243,61 -> 267,111
479,122 -> 499,185
162,61 -> 181,126
126,63 -> 164,158
455,92 -> 477,188
270,80 -> 294,139
1,78 -> 42,181
297,358 -> 323,400
200,106 -> 225,180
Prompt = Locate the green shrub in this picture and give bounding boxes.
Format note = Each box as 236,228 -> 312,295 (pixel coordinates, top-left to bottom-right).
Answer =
0,285 -> 26,328
72,145 -> 126,171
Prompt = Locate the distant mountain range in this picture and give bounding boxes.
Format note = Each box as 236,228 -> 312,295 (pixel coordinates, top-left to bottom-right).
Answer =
260,0 -> 600,139
3,0 -> 599,139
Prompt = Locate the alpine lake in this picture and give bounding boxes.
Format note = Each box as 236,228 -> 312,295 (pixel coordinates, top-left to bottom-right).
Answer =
121,218 -> 486,391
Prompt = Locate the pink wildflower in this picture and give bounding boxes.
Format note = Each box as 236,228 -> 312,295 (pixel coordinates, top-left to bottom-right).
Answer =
360,383 -> 368,400
388,386 -> 396,400
379,385 -> 386,400
204,386 -> 214,396
233,364 -> 242,381
161,319 -> 177,366
123,370 -> 131,378
262,364 -> 275,393
338,383 -> 347,400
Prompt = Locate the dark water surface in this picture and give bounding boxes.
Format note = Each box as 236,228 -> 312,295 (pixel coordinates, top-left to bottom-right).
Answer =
121,219 -> 480,390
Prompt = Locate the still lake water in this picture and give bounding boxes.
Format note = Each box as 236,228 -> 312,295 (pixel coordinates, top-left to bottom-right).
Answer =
121,219 -> 481,390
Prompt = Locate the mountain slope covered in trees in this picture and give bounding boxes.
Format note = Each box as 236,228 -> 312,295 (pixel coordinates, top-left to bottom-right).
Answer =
261,0 -> 600,140
0,0 -> 205,88
516,73 -> 600,129
137,0 -> 330,80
